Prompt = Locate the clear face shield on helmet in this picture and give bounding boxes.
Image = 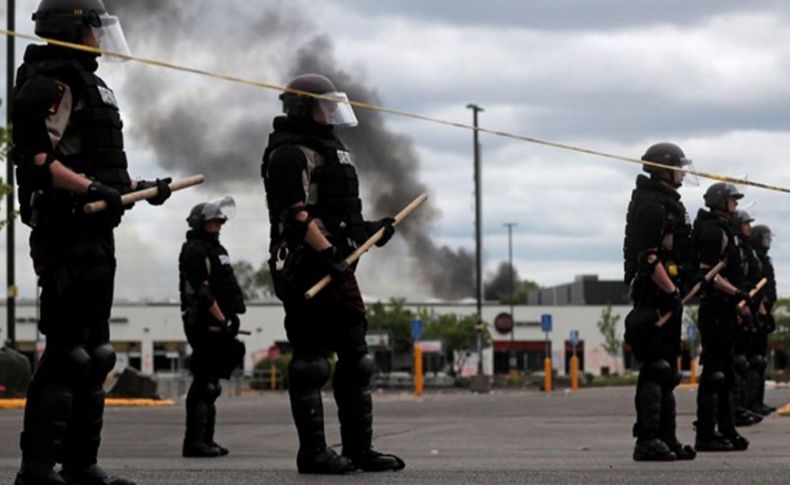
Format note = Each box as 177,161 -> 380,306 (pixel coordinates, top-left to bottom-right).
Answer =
86,11 -> 131,61
314,92 -> 358,127
202,196 -> 237,223
675,157 -> 699,187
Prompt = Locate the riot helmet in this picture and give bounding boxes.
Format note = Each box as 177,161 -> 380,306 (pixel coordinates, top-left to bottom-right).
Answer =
280,73 -> 358,127
33,0 -> 131,59
641,142 -> 696,188
703,182 -> 744,212
751,224 -> 773,250
186,196 -> 236,230
735,209 -> 754,236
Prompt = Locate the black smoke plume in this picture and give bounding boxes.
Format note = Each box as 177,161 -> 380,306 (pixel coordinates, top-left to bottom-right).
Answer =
105,0 -> 474,299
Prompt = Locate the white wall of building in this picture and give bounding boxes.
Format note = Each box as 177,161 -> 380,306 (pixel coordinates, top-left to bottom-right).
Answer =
3,301 -> 633,376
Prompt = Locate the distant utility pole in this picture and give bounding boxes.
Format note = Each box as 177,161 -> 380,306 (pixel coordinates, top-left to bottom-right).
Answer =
6,0 -> 17,348
466,103 -> 484,375
504,222 -> 517,372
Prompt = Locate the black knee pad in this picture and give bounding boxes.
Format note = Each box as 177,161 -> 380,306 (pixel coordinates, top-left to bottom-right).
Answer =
643,359 -> 672,384
704,370 -> 726,390
289,357 -> 330,391
732,354 -> 749,373
89,343 -> 116,384
64,346 -> 92,385
336,354 -> 376,388
749,355 -> 766,371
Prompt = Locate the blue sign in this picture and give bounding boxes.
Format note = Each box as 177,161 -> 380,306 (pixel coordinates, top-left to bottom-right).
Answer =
541,314 -> 553,333
411,318 -> 424,340
686,324 -> 698,342
570,330 -> 579,347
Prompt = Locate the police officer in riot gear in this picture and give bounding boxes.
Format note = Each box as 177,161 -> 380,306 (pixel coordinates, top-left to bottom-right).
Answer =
731,210 -> 763,426
261,73 -> 404,474
693,183 -> 751,452
179,197 -> 246,458
12,1 -> 171,484
748,224 -> 777,416
623,142 -> 697,461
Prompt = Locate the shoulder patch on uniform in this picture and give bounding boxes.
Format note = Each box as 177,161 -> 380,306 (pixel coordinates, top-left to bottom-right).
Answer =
98,85 -> 119,108
219,254 -> 231,266
337,150 -> 354,166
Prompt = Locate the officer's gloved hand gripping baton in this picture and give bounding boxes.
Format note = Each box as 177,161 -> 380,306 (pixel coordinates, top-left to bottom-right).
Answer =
304,193 -> 428,300
82,174 -> 205,214
736,277 -> 768,310
656,261 -> 726,327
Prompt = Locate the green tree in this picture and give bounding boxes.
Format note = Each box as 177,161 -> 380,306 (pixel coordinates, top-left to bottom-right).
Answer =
770,298 -> 790,351
596,303 -> 622,372
366,299 -> 490,373
0,99 -> 12,229
232,260 -> 273,301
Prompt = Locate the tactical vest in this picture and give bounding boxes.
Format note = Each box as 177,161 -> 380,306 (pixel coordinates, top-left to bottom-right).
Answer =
14,56 -> 130,226
755,249 -> 777,307
693,210 -> 743,289
262,121 -> 367,247
623,176 -> 694,284
180,235 -> 245,316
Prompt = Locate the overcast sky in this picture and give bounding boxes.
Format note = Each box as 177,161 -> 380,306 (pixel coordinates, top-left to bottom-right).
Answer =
2,0 -> 790,301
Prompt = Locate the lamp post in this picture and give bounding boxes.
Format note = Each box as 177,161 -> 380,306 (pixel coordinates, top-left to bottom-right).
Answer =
6,0 -> 17,348
504,222 -> 517,372
466,103 -> 484,375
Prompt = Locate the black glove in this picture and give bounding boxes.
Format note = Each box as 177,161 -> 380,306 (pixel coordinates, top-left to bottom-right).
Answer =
87,181 -> 123,227
136,177 -> 172,206
732,289 -> 751,305
739,306 -> 754,329
227,314 -> 241,337
319,246 -> 353,280
365,217 -> 396,247
659,287 -> 683,316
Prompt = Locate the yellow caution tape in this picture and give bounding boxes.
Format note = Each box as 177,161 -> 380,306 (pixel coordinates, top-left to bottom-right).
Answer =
0,398 -> 176,409
3,29 -> 790,195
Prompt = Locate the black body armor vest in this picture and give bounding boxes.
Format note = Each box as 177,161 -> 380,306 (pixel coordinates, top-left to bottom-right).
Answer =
262,117 -> 366,247
14,47 -> 130,227
693,210 -> 744,290
179,232 -> 246,316
623,175 -> 694,285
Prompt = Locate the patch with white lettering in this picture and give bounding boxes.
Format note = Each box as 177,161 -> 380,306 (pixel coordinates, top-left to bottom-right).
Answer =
337,150 -> 354,166
98,85 -> 119,108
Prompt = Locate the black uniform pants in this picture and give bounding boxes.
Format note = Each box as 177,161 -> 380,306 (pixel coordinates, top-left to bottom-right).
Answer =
21,231 -> 117,469
696,297 -> 737,438
272,254 -> 373,455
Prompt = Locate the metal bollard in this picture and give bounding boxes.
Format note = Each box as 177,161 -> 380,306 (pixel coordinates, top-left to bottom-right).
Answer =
544,357 -> 553,393
414,345 -> 424,396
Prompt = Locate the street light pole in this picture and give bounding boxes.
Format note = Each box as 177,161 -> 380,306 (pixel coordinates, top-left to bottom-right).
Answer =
504,222 -> 517,372
6,0 -> 17,348
466,103 -> 484,375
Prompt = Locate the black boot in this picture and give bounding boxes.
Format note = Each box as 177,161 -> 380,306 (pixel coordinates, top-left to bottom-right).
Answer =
633,438 -> 676,461
290,387 -> 354,474
183,401 -> 222,458
205,400 -> 229,456
734,407 -> 761,426
15,460 -> 67,485
659,387 -> 696,460
17,381 -> 73,485
60,464 -> 135,485
344,448 -> 406,471
721,432 -> 749,451
695,430 -> 735,452
334,357 -> 405,472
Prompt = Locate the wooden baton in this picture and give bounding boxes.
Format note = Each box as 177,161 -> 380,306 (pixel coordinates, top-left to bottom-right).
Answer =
656,261 -> 726,327
83,174 -> 205,214
304,193 -> 429,300
737,277 -> 768,310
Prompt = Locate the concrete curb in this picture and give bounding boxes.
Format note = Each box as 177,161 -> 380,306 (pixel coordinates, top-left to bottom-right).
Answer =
0,398 -> 177,410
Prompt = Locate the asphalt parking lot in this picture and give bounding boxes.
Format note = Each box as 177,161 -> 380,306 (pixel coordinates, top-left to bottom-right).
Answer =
2,386 -> 790,484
